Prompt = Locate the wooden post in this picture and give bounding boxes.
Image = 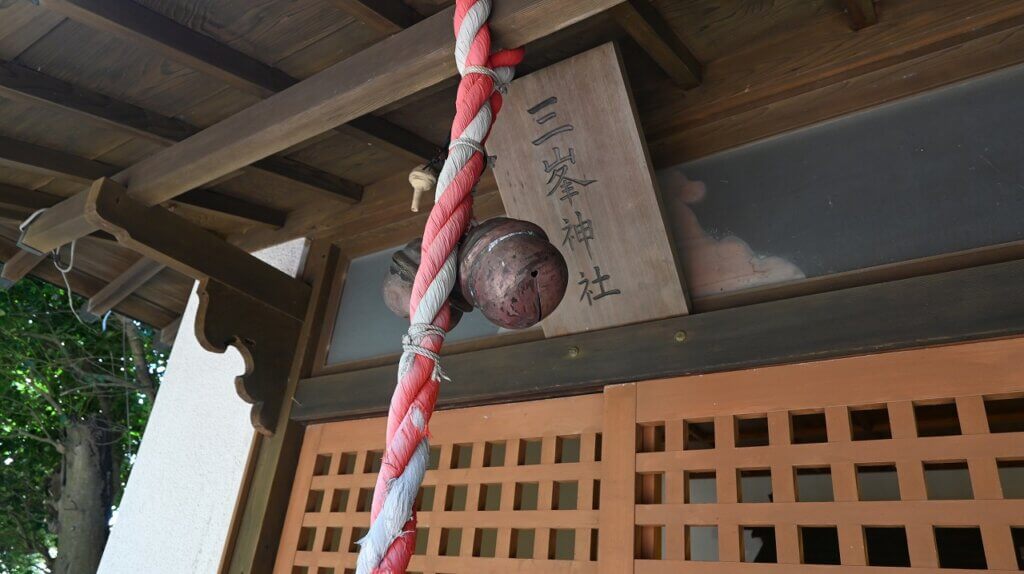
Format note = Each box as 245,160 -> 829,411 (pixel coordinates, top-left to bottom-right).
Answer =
599,383 -> 636,574
218,241 -> 340,573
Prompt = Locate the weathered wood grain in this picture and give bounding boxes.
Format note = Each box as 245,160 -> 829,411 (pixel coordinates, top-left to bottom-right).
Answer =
38,0 -> 435,164
649,16 -> 1024,165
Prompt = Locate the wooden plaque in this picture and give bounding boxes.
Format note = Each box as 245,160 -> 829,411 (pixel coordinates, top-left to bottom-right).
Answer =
488,42 -> 688,337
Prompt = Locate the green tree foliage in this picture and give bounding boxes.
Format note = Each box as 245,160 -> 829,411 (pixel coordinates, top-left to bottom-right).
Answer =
0,278 -> 165,573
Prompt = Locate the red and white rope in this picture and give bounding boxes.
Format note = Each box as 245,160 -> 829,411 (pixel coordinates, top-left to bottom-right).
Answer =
356,2 -> 523,572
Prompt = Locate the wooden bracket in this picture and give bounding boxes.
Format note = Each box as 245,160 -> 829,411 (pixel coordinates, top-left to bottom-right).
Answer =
80,178 -> 310,321
196,279 -> 302,435
48,177 -> 314,434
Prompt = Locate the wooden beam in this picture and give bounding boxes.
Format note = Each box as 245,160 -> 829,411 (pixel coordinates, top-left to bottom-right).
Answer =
610,0 -> 701,88
0,182 -> 55,216
19,0 -> 620,255
0,59 -> 361,203
0,58 -> 194,142
81,179 -> 310,321
174,190 -> 285,229
842,0 -> 879,30
292,257 -> 1024,421
329,0 -> 423,35
346,115 -> 440,164
37,0 -> 436,163
86,257 -> 165,316
0,136 -> 286,227
0,250 -> 46,283
0,135 -> 107,181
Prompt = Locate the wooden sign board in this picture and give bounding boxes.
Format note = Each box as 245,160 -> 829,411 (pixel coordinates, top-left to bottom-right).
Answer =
488,42 -> 689,337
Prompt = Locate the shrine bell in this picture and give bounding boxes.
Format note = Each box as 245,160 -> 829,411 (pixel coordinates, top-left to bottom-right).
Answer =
458,217 -> 568,330
381,238 -> 471,328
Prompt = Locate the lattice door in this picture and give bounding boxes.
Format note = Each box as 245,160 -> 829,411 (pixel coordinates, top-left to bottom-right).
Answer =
275,337 -> 1024,573
274,394 -> 604,573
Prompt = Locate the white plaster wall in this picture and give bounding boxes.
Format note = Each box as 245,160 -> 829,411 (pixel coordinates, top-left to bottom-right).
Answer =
98,239 -> 308,574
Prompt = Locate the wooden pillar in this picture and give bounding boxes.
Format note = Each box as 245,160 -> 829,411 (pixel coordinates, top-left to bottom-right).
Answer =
598,383 -> 636,574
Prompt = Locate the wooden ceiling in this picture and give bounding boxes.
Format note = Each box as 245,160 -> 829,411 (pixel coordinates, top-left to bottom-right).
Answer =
0,0 -> 1022,331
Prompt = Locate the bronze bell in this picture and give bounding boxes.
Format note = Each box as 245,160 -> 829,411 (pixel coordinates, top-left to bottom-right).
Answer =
458,217 -> 568,330
382,238 -> 471,327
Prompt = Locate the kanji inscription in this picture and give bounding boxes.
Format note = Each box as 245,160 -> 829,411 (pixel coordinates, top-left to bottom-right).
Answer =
488,43 -> 689,336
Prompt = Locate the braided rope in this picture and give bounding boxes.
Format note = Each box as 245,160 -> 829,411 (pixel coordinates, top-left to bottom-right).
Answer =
356,2 -> 523,572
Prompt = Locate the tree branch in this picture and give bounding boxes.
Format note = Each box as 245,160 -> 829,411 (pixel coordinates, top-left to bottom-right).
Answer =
121,317 -> 158,401
3,429 -> 63,454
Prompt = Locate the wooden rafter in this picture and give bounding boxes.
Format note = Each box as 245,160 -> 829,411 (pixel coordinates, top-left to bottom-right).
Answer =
0,250 -> 46,284
37,0 -> 438,164
17,0 -> 621,256
610,0 -> 702,88
329,0 -> 423,35
842,0 -> 879,30
0,182 -> 54,218
0,234 -> 178,327
0,136 -> 285,228
0,59 -> 361,203
86,258 -> 165,316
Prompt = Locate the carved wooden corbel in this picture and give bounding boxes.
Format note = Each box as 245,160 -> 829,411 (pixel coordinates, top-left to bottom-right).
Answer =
60,178 -> 314,435
196,279 -> 302,435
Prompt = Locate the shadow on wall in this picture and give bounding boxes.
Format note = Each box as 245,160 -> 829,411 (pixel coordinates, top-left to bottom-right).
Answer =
658,166 -> 804,297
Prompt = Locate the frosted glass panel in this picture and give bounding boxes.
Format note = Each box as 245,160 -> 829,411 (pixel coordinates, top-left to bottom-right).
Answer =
327,246 -> 502,365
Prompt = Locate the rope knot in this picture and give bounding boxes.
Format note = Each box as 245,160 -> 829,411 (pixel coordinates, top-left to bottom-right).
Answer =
401,323 -> 450,382
462,64 -> 513,93
448,136 -> 486,156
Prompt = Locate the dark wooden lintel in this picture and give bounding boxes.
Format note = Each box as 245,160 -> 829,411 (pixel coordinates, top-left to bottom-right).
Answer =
841,0 -> 879,30
293,258 -> 1024,422
611,0 -> 702,88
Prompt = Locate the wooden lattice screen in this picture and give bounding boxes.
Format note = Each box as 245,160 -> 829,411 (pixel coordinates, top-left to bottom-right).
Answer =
275,337 -> 1024,573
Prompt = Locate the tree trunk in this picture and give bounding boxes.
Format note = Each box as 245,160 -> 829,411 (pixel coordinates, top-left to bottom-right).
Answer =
53,419 -> 115,574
